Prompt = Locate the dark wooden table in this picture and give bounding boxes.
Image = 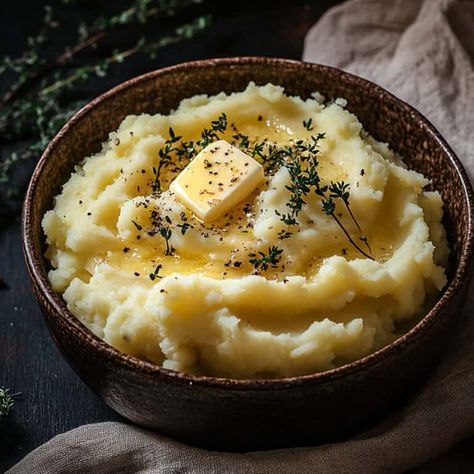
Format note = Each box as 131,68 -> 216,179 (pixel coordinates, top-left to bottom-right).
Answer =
0,1 -> 472,472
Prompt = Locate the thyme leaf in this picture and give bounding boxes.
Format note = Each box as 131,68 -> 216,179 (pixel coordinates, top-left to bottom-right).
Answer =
131,220 -> 142,231
177,222 -> 193,235
303,118 -> 313,131
149,264 -> 163,281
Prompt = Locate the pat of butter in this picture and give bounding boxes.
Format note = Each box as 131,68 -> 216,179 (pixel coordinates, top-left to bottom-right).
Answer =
170,140 -> 265,222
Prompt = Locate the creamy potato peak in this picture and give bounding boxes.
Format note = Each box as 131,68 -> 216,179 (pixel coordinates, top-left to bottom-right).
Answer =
42,83 -> 448,378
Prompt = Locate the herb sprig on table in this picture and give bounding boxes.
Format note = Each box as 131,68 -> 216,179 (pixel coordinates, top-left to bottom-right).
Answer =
0,387 -> 20,419
0,0 -> 212,201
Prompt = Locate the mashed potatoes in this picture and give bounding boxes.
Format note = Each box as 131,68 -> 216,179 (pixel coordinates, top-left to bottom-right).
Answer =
42,83 -> 448,378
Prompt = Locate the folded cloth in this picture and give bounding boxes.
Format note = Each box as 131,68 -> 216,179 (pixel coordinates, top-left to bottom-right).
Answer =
304,0 -> 474,179
8,0 -> 474,472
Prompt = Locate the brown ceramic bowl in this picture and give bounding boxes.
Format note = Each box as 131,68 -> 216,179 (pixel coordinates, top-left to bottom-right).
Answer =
22,57 -> 474,451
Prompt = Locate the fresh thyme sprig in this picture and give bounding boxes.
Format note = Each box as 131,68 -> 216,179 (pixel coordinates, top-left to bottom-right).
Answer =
159,216 -> 175,256
177,222 -> 193,235
198,112 -> 227,148
328,181 -> 371,253
274,122 -> 372,259
1,1 -> 208,108
276,157 -> 305,225
152,127 -> 182,193
275,133 -> 326,226
151,113 -> 228,192
40,16 -> 211,97
148,115 -> 372,265
149,264 -> 163,281
0,1 -> 212,201
321,197 -> 373,260
78,0 -> 202,41
249,246 -> 284,272
0,387 -> 20,419
0,5 -> 58,107
303,118 -> 313,131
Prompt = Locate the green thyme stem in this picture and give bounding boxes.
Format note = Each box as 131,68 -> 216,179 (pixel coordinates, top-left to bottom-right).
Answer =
160,216 -> 174,256
85,0 -> 204,34
151,111 -> 226,192
161,228 -> 174,256
342,200 -> 371,252
327,181 -> 372,256
1,0 -> 205,108
330,212 -> 374,260
0,388 -> 21,419
0,5 -> 57,106
1,30 -> 108,109
39,40 -> 141,96
344,202 -> 361,231
152,127 -> 182,193
0,3 -> 212,198
40,16 -> 210,97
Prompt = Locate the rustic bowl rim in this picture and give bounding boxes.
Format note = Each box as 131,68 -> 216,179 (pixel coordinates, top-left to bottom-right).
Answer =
22,56 -> 474,390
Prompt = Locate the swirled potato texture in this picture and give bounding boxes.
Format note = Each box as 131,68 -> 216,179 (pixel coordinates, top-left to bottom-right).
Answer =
43,83 -> 448,378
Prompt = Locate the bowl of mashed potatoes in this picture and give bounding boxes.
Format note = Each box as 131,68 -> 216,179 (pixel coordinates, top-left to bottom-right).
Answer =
23,57 -> 474,450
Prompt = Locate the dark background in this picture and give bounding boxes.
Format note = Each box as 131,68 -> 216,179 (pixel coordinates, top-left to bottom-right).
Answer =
0,1 -> 472,472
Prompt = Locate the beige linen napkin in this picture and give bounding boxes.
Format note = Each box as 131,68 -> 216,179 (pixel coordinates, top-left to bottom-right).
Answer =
304,0 -> 474,179
8,0 -> 474,472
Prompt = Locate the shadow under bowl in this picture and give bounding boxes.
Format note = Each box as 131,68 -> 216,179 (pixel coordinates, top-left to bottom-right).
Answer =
22,57 -> 474,451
